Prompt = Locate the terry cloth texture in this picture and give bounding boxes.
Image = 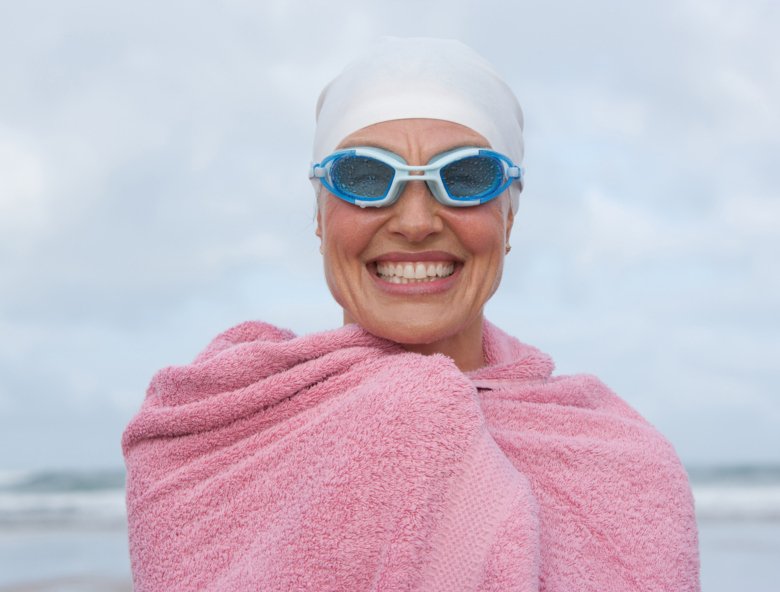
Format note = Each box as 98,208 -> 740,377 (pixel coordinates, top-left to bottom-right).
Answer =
123,320 -> 700,591
312,37 -> 525,213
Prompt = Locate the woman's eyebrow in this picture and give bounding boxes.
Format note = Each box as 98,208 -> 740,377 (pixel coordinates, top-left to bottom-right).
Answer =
336,139 -> 387,149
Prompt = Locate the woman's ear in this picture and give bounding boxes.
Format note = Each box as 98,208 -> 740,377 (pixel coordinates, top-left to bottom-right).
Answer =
315,209 -> 324,253
505,205 -> 515,244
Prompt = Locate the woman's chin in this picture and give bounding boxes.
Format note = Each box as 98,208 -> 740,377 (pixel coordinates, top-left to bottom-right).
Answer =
350,312 -> 462,347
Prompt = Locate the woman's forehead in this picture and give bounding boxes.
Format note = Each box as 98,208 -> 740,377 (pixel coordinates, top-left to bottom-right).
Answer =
335,118 -> 490,156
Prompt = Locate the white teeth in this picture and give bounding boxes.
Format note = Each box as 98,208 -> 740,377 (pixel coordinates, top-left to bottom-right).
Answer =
375,260 -> 456,283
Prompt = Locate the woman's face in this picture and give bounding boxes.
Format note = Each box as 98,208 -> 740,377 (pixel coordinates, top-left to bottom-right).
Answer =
316,118 -> 514,351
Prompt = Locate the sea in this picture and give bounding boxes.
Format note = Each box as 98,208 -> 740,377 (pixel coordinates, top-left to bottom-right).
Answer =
0,466 -> 778,591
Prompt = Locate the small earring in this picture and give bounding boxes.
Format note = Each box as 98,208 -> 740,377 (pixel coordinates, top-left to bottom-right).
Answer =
505,244 -> 512,254
319,244 -> 324,255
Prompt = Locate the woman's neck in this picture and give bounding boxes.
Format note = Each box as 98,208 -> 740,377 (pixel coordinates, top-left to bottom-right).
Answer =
396,315 -> 485,372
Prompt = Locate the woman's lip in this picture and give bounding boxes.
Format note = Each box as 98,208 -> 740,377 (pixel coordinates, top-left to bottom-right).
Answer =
367,261 -> 462,296
370,250 -> 462,264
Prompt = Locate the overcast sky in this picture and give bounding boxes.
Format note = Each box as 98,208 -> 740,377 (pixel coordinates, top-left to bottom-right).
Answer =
1,0 -> 778,470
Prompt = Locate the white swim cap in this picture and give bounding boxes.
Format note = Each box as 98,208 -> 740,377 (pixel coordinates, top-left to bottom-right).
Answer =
312,36 -> 525,213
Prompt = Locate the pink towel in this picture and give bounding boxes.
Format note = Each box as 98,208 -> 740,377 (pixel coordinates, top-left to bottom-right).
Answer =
122,320 -> 699,591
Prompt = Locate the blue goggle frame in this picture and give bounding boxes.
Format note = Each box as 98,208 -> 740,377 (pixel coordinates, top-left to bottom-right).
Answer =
309,146 -> 523,208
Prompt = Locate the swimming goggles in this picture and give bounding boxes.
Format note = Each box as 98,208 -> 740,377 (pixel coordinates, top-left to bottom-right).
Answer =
309,146 -> 523,208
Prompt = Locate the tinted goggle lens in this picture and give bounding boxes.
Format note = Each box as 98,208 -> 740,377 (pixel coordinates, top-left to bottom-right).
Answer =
330,155 -> 395,199
440,155 -> 502,199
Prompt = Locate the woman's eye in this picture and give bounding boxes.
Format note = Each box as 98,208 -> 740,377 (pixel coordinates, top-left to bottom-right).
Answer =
332,157 -> 394,197
441,157 -> 501,196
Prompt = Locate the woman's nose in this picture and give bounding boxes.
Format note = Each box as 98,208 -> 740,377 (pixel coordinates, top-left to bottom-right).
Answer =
385,180 -> 445,242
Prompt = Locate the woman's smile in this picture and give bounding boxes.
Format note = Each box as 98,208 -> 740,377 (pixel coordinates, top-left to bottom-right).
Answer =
369,251 -> 462,294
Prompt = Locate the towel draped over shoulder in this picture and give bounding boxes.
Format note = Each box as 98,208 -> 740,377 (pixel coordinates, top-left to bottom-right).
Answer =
122,320 -> 699,591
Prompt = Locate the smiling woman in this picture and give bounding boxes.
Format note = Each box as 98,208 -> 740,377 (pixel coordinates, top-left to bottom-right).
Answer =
123,37 -> 700,591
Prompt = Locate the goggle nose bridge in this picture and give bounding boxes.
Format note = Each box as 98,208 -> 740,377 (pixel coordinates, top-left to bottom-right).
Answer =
393,167 -> 443,182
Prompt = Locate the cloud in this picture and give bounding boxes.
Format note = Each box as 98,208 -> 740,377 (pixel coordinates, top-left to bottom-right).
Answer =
573,188 -> 780,269
0,0 -> 778,469
0,129 -> 48,240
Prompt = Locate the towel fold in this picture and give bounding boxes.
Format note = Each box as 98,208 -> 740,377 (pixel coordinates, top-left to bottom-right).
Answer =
123,320 -> 699,591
